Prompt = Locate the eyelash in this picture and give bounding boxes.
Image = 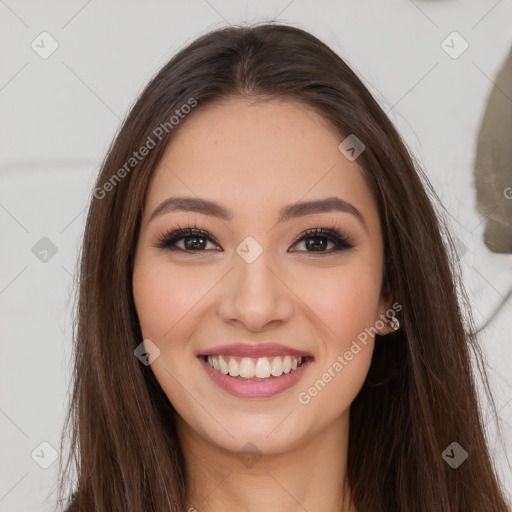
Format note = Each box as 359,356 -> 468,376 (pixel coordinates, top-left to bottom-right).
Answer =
155,222 -> 356,255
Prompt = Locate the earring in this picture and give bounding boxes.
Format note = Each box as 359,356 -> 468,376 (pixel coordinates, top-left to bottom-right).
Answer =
387,315 -> 400,331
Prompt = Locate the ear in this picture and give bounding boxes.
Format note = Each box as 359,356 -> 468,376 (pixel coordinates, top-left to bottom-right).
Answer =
376,302 -> 394,335
376,277 -> 394,336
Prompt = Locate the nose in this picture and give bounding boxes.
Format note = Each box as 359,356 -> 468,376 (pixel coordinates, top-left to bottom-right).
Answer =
216,251 -> 295,332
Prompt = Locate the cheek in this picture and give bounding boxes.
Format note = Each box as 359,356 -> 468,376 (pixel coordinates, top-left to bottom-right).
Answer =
294,266 -> 380,414
133,264 -> 163,340
297,260 -> 383,346
133,252 -> 220,341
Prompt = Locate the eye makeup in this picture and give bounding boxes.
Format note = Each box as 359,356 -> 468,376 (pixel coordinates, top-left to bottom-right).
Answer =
154,220 -> 356,255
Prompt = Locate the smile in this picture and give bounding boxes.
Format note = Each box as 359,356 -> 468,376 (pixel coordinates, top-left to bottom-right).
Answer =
205,354 -> 305,379
198,354 -> 314,398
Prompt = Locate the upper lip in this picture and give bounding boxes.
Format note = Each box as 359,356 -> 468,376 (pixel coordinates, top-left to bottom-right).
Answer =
197,342 -> 314,359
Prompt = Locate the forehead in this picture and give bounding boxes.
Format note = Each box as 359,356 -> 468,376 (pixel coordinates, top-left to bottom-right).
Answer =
143,98 -> 378,229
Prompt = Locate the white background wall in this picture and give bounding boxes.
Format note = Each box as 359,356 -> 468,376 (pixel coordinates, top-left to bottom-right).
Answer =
1,1 -> 511,510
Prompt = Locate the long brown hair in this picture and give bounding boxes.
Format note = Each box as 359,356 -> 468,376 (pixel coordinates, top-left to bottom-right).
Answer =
58,23 -> 511,511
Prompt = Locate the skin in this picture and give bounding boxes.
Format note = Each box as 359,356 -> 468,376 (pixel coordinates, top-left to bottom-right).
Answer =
132,97 -> 394,512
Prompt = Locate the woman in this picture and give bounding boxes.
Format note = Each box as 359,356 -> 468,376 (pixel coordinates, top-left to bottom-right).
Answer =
58,23 -> 511,511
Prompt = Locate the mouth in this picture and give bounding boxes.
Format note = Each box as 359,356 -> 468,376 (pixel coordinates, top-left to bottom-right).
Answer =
198,354 -> 313,381
197,353 -> 314,399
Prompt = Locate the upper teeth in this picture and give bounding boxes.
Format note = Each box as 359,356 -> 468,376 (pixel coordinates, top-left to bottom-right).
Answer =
207,355 -> 303,378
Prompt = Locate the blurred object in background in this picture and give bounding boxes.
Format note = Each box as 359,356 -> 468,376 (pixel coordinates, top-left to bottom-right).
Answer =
472,44 -> 512,334
474,44 -> 512,254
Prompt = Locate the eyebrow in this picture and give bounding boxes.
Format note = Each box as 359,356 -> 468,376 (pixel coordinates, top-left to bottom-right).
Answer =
148,195 -> 368,233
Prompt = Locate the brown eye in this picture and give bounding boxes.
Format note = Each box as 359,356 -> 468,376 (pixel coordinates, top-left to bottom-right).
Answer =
289,228 -> 355,253
155,226 -> 355,255
156,229 -> 221,252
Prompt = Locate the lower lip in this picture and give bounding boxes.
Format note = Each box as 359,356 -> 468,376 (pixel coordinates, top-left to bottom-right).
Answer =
198,356 -> 313,399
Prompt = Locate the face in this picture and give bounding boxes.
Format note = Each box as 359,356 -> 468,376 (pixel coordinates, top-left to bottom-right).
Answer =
132,97 -> 392,456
